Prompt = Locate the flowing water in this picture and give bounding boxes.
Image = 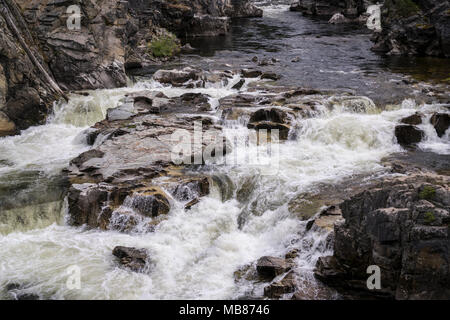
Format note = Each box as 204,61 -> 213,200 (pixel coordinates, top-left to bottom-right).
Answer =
0,2 -> 449,300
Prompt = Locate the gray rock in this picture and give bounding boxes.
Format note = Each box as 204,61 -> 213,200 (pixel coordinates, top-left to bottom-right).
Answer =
113,246 -> 149,272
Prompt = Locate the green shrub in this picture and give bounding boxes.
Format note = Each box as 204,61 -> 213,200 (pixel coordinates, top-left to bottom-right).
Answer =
424,211 -> 436,224
419,186 -> 436,200
148,34 -> 180,58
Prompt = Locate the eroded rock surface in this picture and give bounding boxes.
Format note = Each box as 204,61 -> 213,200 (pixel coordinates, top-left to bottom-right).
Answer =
315,173 -> 450,299
372,0 -> 450,57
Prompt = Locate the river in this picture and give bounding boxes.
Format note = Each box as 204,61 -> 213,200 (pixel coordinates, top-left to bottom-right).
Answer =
0,1 -> 449,300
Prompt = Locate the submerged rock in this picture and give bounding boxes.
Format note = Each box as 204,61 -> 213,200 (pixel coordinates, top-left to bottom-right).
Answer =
113,246 -> 149,272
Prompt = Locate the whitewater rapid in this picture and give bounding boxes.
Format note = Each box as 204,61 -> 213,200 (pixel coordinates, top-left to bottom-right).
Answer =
0,67 -> 448,299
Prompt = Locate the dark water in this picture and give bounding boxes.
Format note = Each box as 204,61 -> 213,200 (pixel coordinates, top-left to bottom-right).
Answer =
170,3 -> 450,105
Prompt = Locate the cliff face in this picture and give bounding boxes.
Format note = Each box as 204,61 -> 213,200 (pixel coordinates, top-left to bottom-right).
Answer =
0,1 -> 60,136
0,0 -> 262,137
371,0 -> 450,57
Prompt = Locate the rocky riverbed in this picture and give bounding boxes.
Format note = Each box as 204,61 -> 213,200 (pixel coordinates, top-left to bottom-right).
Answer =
0,0 -> 449,300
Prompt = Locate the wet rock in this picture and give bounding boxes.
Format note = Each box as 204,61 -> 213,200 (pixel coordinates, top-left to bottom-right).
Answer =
247,108 -> 291,140
124,56 -> 143,70
430,113 -> 450,137
189,15 -> 229,37
107,100 -> 136,121
315,173 -> 450,299
172,177 -> 210,202
313,205 -> 343,232
124,189 -> 170,218
247,121 -> 291,140
400,113 -> 423,125
4,87 -> 48,131
395,125 -> 424,147
113,246 -> 149,272
261,72 -> 280,81
67,109 -> 226,231
6,283 -> 40,300
232,79 -> 246,90
264,271 -> 296,299
285,249 -> 300,261
153,67 -> 201,86
258,58 -> 277,66
241,69 -> 263,78
256,256 -> 292,279
0,111 -> 16,137
249,108 -> 287,124
290,0 -> 368,18
184,198 -> 200,210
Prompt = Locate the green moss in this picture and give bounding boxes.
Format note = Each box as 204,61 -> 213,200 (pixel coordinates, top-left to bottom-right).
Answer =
147,34 -> 180,58
419,186 -> 436,200
386,0 -> 421,18
424,211 -> 436,224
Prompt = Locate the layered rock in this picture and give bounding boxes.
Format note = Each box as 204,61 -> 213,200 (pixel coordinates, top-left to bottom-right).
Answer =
315,173 -> 450,299
290,0 -> 372,18
0,2 -> 61,136
66,72 -> 231,231
371,0 -> 450,57
0,0 -> 262,136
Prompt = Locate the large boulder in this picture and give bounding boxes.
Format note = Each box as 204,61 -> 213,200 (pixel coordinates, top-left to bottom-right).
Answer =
256,256 -> 293,279
430,113 -> 450,137
395,124 -> 424,147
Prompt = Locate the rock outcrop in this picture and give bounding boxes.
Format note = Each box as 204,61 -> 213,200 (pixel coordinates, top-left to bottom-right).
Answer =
371,0 -> 450,57
315,173 -> 450,299
290,0 -> 372,18
67,70 -> 232,232
0,0 -> 262,136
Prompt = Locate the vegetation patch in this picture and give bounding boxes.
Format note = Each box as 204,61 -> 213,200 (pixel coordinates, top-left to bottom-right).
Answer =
419,186 -> 436,200
424,211 -> 436,224
148,34 -> 180,58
